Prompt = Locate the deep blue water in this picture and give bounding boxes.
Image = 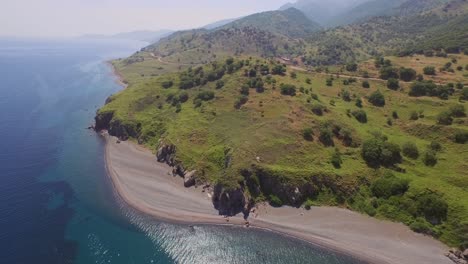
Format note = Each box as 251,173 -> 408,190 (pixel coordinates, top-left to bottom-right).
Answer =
0,38 -> 365,264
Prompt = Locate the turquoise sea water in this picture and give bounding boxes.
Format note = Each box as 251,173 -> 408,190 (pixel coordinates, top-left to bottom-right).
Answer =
0,38 -> 365,264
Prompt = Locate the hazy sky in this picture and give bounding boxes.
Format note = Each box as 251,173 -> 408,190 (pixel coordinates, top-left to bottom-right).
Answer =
1,0 -> 291,37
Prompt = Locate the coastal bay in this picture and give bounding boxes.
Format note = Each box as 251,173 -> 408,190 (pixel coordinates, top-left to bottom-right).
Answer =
104,135 -> 452,264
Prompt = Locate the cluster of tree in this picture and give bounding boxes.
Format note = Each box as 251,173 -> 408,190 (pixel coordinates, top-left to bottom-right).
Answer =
280,83 -> 297,96
362,135 -> 401,168
409,81 -> 454,99
437,104 -> 466,126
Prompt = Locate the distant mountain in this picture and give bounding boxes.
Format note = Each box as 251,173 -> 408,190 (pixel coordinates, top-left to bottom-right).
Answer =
280,0 -> 368,26
142,8 -> 320,64
223,8 -> 320,38
202,18 -> 240,30
81,30 -> 173,43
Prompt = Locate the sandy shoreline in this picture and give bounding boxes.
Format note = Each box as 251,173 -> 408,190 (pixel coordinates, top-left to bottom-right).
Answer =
103,134 -> 451,264
106,61 -> 128,89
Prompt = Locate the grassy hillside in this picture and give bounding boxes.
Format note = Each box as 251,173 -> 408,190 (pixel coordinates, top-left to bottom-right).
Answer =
98,54 -> 468,248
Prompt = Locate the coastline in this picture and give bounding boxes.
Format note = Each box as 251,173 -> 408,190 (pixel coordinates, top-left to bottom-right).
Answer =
106,61 -> 128,89
103,134 -> 452,264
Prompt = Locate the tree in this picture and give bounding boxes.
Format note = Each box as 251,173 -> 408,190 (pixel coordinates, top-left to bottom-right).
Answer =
302,128 -> 314,141
234,95 -> 248,109
362,80 -> 370,88
162,80 -> 174,89
402,142 -> 419,159
305,78 -> 311,84
352,110 -> 367,123
461,87 -> 468,100
311,103 -> 325,116
346,63 -> 358,72
362,137 -> 402,168
399,67 -> 417,81
423,151 -> 437,166
454,131 -> 468,144
341,89 -> 351,102
271,64 -> 286,75
437,111 -> 453,125
355,98 -> 363,108
410,111 -> 419,121
449,104 -> 466,117
368,90 -> 385,107
415,191 -> 447,224
423,66 -> 436,75
331,149 -> 342,168
178,92 -> 189,103
387,78 -> 400,90
379,66 -> 399,80
409,81 -> 437,97
319,127 -> 334,147
290,72 -> 297,79
280,84 -> 296,96
196,91 -> 215,101
371,173 -> 409,199
326,78 -> 333,86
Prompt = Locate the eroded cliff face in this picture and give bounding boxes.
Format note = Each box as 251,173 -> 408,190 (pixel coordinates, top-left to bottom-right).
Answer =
95,110 -> 141,140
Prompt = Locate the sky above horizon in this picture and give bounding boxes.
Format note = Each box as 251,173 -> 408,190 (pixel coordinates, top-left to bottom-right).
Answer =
1,0 -> 291,37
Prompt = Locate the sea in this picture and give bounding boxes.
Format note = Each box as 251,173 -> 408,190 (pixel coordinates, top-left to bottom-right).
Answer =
0,38 -> 365,264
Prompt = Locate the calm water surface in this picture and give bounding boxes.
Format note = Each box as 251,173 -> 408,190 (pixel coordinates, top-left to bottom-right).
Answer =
0,38 -> 365,264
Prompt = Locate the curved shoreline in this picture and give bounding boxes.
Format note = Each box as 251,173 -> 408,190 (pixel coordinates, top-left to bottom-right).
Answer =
103,134 -> 451,264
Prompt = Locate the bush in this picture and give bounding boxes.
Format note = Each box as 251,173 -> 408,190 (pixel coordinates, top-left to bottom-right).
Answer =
429,141 -> 442,152
410,217 -> 434,235
331,150 -> 342,168
454,131 -> 468,144
303,199 -> 317,210
319,127 -> 334,147
380,66 -> 399,80
437,111 -> 453,125
399,67 -> 417,81
355,98 -> 363,108
448,104 -> 466,117
456,82 -> 464,89
302,128 -> 314,141
280,84 -> 296,96
352,110 -> 368,123
408,81 -> 437,97
234,95 -> 248,109
410,111 -> 419,121
161,80 -> 174,89
311,103 -> 325,116
415,191 -> 447,224
216,80 -> 225,89
346,63 -> 358,72
178,92 -> 189,103
461,87 -> 468,100
423,66 -> 436,75
423,151 -> 437,166
341,89 -> 351,102
271,64 -> 286,75
392,111 -> 399,119
387,78 -> 400,90
368,90 -> 385,107
269,195 -> 283,207
305,78 -> 311,84
290,72 -> 297,79
326,78 -> 333,86
371,173 -> 409,199
362,137 -> 402,168
362,80 -> 370,88
402,142 -> 419,159
196,91 -> 215,101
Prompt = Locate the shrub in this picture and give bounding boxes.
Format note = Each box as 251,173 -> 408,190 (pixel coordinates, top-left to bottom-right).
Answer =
371,173 -> 409,199
402,142 -> 419,159
387,78 -> 400,90
302,128 -> 314,141
386,117 -> 393,126
454,131 -> 468,144
311,103 -> 325,116
326,78 -> 333,86
355,98 -> 363,108
399,67 -> 416,81
271,64 -> 286,75
423,151 -> 437,166
410,217 -> 434,235
216,80 -> 225,89
269,195 -> 283,207
429,141 -> 442,152
280,84 -> 296,96
341,89 -> 351,102
380,66 -> 399,80
410,111 -> 419,121
362,80 -> 370,88
234,95 -> 248,109
461,87 -> 468,100
161,80 -> 174,89
346,63 -> 358,72
178,92 -> 189,103
423,66 -> 436,75
408,81 -> 437,97
303,199 -> 317,210
415,191 -> 447,224
368,90 -> 385,107
437,111 -> 453,125
193,98 -> 202,108
392,111 -> 399,119
319,127 -> 334,147
240,85 -> 249,96
448,104 -> 466,117
352,110 -> 367,123
305,78 -> 311,84
362,137 -> 402,168
456,83 -> 464,89
196,91 -> 215,101
290,72 -> 297,79
331,150 -> 342,168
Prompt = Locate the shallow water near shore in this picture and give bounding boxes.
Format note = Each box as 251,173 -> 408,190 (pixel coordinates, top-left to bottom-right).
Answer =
0,38 -> 364,264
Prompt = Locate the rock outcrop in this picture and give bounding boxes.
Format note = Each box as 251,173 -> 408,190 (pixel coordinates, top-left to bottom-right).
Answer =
183,170 -> 197,188
447,248 -> 468,264
156,144 -> 177,166
212,184 -> 252,218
